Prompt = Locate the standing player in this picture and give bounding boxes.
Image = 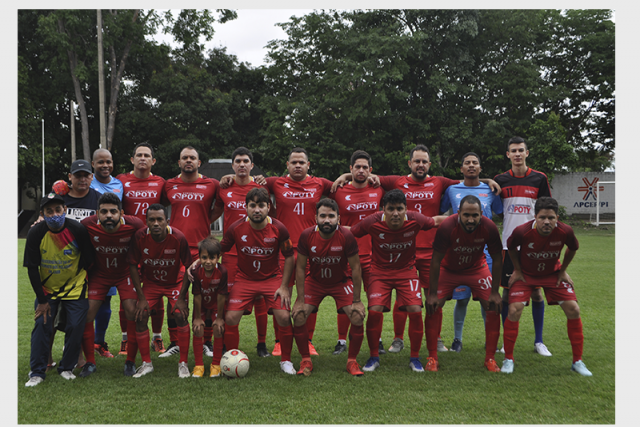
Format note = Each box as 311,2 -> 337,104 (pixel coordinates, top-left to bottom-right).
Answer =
117,142 -> 168,355
126,204 -> 192,378
439,152 -> 503,352
79,192 -> 145,377
330,150 -> 385,355
426,195 -> 503,372
351,189 -> 445,372
214,147 -> 271,357
220,188 -> 311,375
494,136 -> 552,357
161,146 -> 221,358
501,197 -> 592,376
294,199 -> 367,375
64,159 -> 102,223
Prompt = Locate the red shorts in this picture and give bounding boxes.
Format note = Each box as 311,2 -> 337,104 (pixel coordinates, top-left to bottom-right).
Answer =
142,283 -> 182,312
89,276 -> 137,301
304,278 -> 354,312
280,250 -> 307,287
508,273 -> 577,306
436,264 -> 493,301
227,275 -> 289,314
367,267 -> 422,311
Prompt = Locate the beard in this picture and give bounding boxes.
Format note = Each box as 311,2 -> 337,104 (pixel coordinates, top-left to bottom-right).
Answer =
319,222 -> 338,234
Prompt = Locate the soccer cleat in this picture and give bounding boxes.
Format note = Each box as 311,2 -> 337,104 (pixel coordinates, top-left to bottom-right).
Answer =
362,357 -> 380,372
192,365 -> 205,378
119,340 -> 127,355
450,338 -> 462,353
178,362 -> 190,378
257,342 -> 271,357
78,362 -> 97,378
388,338 -> 404,353
308,341 -> 319,356
297,359 -> 313,376
378,340 -> 386,355
346,360 -> 364,376
485,359 -> 501,372
152,337 -> 166,353
124,361 -> 136,377
209,364 -> 221,378
437,337 -> 449,352
203,341 -> 214,357
132,361 -> 154,378
280,361 -> 296,375
425,357 -> 439,372
25,376 -> 44,387
501,358 -> 514,374
272,342 -> 282,356
60,370 -> 76,380
571,360 -> 593,377
333,341 -> 347,355
158,343 -> 179,358
409,357 -> 425,372
534,342 -> 552,356
94,342 -> 114,358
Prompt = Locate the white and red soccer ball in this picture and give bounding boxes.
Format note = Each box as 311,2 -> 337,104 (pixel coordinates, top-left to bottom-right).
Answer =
52,180 -> 70,196
221,349 -> 250,378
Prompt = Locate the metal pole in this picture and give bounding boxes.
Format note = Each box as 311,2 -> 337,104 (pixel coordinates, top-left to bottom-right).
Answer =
41,119 -> 45,197
595,182 -> 600,227
97,9 -> 106,149
71,100 -> 76,162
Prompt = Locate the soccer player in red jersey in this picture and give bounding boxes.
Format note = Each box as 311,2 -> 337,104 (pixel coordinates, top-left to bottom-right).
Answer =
116,142 -> 168,354
175,237 -> 228,378
79,192 -> 146,377
214,147 -> 271,358
501,197 -> 592,376
220,188 -> 311,375
426,195 -> 504,373
294,199 -> 367,376
330,150 -> 385,355
351,189 -> 445,373
127,204 -> 193,378
264,148 -> 334,356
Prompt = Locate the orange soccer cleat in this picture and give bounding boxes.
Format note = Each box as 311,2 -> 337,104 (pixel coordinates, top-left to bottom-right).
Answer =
425,357 -> 439,372
346,360 -> 364,377
297,359 -> 313,376
485,359 -> 501,372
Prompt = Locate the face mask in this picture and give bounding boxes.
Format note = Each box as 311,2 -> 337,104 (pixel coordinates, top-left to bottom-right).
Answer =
44,213 -> 66,229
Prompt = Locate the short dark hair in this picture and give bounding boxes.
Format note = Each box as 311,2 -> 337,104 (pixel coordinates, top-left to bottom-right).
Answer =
147,203 -> 167,219
232,147 -> 253,163
133,142 -> 155,158
316,198 -> 339,214
535,197 -> 559,215
461,152 -> 481,165
97,192 -> 122,211
180,146 -> 199,159
350,150 -> 371,167
246,187 -> 270,205
460,195 -> 482,211
410,144 -> 430,160
382,189 -> 406,208
289,147 -> 309,161
507,136 -> 527,151
198,237 -> 222,258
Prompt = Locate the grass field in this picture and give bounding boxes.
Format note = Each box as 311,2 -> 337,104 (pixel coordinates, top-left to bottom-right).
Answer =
16,226 -> 615,424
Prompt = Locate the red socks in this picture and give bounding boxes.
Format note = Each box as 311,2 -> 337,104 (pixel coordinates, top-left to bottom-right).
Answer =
503,318 -> 519,360
348,323 -> 364,359
366,311 -> 383,357
567,317 -> 584,363
484,311 -> 500,361
407,312 -> 424,358
392,299 -> 407,340
82,322 -> 96,364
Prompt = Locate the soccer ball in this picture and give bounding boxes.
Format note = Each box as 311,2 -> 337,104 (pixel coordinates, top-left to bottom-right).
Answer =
52,180 -> 70,196
221,349 -> 250,378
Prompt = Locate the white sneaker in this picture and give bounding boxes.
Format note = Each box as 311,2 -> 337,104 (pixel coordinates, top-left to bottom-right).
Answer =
501,358 -> 514,374
388,338 -> 404,353
178,362 -> 190,378
203,342 -> 214,358
280,361 -> 296,375
132,361 -> 154,378
437,337 -> 448,352
60,370 -> 76,380
571,360 -> 593,376
534,342 -> 552,357
25,376 -> 44,387
158,343 -> 180,358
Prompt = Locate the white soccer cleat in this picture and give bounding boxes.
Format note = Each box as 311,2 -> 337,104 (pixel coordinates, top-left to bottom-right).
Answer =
158,344 -> 180,358
132,361 -> 154,378
501,358 -> 514,374
60,370 -> 76,380
534,342 -> 552,357
25,376 -> 44,387
178,362 -> 191,378
571,360 -> 593,376
280,361 -> 296,375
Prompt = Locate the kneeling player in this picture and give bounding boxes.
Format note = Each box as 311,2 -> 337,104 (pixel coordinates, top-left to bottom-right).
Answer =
426,195 -> 503,372
501,197 -> 592,376
293,199 -> 367,376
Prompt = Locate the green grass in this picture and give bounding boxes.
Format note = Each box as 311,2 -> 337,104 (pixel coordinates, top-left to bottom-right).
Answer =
17,228 -> 615,424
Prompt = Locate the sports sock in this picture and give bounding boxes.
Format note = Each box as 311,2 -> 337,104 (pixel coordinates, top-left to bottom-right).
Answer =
366,310 -> 383,357
306,312 -> 317,341
212,335 -> 224,365
254,297 -> 268,343
567,317 -> 584,363
279,323 -> 294,362
82,322 -> 96,364
126,320 -> 138,363
94,299 -> 111,344
424,309 -> 441,359
136,329 -> 151,363
168,318 -> 178,344
225,324 -> 239,351
484,311 -> 500,362
151,304 -> 164,335
532,299 -> 545,343
503,318 -> 519,360
177,325 -> 190,363
347,323 -> 364,359
293,325 -> 310,358
453,297 -> 470,341
407,312 -> 424,358
193,335 -> 204,366
392,299 -> 407,340
337,313 -> 350,341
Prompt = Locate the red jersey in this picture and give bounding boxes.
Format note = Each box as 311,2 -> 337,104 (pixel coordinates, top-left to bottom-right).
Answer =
330,183 -> 384,257
191,263 -> 228,307
214,178 -> 265,256
117,172 -> 167,221
380,175 -> 458,250
351,211 -> 436,274
265,175 -> 333,247
81,214 -> 146,282
432,214 -> 502,271
220,217 -> 294,282
165,174 -> 219,252
507,220 -> 578,277
297,225 -> 359,286
127,226 -> 192,286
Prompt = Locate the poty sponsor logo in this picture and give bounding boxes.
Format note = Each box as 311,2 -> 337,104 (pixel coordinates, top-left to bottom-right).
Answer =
404,191 -> 434,200
171,192 -> 205,201
330,246 -> 343,251
507,204 -> 531,214
164,249 -> 176,254
403,231 -> 415,237
241,246 -> 275,256
125,190 -> 158,198
453,245 -> 483,253
228,201 -> 246,209
96,246 -> 129,254
346,202 -> 378,211
143,258 -> 177,266
379,241 -> 413,250
526,251 -> 561,260
282,191 -> 316,198
311,256 -> 342,265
